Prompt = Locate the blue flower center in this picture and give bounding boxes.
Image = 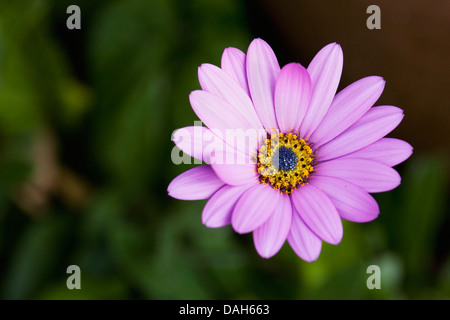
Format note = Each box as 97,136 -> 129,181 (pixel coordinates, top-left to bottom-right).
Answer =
272,146 -> 298,172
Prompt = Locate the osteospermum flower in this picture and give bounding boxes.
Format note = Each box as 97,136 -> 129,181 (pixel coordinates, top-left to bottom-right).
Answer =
168,39 -> 412,261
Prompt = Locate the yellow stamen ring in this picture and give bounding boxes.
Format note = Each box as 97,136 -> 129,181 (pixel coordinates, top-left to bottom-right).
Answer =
257,132 -> 315,194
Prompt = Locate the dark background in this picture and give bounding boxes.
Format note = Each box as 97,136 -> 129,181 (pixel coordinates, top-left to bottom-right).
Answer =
0,0 -> 448,299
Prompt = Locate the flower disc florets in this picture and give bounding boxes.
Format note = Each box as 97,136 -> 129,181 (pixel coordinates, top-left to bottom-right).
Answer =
257,132 -> 314,194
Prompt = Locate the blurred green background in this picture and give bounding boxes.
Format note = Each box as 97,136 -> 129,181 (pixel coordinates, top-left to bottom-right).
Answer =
0,0 -> 448,300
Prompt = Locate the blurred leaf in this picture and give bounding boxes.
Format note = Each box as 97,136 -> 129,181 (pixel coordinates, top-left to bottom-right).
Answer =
307,262 -> 369,300
396,155 -> 448,291
297,221 -> 366,297
0,0 -> 91,134
436,258 -> 450,299
37,275 -> 128,300
87,0 -> 176,193
1,214 -> 68,299
0,157 -> 32,191
123,201 -> 248,299
368,253 -> 405,299
375,253 -> 404,295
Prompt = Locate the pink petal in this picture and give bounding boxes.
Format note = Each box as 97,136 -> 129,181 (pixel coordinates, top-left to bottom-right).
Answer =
202,184 -> 253,228
300,43 -> 343,138
291,184 -> 343,245
198,63 -> 263,130
232,183 -> 280,234
339,138 -> 413,167
253,194 -> 292,258
246,38 -> 280,131
274,63 -> 312,133
189,90 -> 253,132
172,126 -> 219,163
221,47 -> 249,95
210,148 -> 259,186
310,76 -> 385,147
287,204 -> 322,262
315,158 -> 401,193
309,175 -> 379,223
189,90 -> 265,155
167,165 -> 225,200
317,105 -> 404,161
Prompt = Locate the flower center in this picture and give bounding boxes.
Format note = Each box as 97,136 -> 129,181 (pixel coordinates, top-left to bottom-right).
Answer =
272,146 -> 298,172
257,132 -> 314,194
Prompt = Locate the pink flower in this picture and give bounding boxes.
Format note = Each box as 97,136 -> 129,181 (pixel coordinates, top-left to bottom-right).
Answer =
168,39 -> 412,261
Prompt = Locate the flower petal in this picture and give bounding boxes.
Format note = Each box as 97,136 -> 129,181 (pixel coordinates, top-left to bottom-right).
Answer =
291,184 -> 343,245
210,148 -> 259,186
339,138 -> 413,167
189,90 -> 254,132
221,47 -> 249,95
310,76 -> 385,147
198,63 -> 263,130
287,205 -> 322,262
315,158 -> 401,193
274,63 -> 312,133
309,175 -> 379,223
232,184 -> 280,234
300,43 -> 343,138
246,38 -> 280,131
172,126 -> 220,163
253,194 -> 292,258
167,165 -> 225,200
202,184 -> 253,228
189,90 -> 263,155
317,105 -> 404,161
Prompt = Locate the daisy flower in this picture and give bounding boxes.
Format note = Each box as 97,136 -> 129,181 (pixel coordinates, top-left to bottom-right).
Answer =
168,39 -> 412,261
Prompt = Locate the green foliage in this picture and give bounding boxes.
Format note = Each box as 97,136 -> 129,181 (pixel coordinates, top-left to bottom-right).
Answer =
0,0 -> 448,300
